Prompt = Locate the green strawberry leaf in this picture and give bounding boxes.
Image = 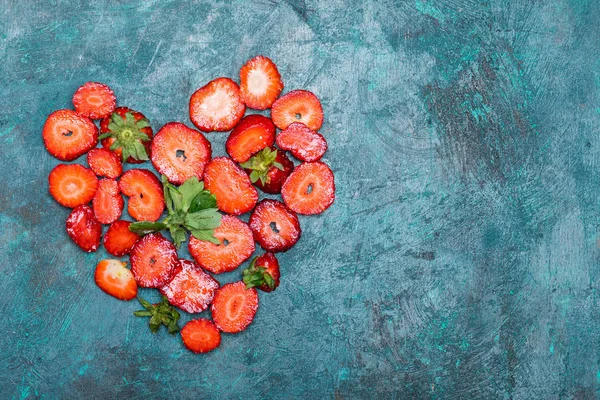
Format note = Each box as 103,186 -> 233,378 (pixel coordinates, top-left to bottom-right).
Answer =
242,258 -> 275,290
134,296 -> 180,335
129,221 -> 168,235
169,226 -> 187,249
189,190 -> 217,212
178,177 -> 204,213
190,229 -> 221,245
184,209 -> 222,230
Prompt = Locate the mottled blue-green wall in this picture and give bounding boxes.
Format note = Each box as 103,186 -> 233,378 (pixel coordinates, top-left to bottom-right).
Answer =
1,0 -> 599,398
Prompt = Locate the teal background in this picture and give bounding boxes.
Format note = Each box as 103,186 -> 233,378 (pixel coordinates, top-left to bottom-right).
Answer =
1,0 -> 600,398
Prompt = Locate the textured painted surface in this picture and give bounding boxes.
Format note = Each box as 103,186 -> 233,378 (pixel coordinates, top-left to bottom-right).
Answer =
1,0 -> 600,398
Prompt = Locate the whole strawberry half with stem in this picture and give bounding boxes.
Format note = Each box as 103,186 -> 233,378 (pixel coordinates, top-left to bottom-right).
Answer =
241,147 -> 294,194
242,253 -> 280,292
99,107 -> 153,163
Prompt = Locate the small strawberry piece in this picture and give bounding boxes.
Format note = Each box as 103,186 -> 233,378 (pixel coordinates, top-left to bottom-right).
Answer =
160,259 -> 220,313
271,90 -> 324,131
188,215 -> 255,274
239,55 -> 284,110
48,164 -> 98,208
181,319 -> 221,354
42,109 -> 98,161
130,233 -> 178,288
119,169 -> 165,221
151,122 -> 212,185
242,253 -> 280,292
93,179 -> 123,224
211,281 -> 259,333
94,259 -> 137,301
87,148 -> 123,179
203,157 -> 258,215
103,220 -> 141,257
276,122 -> 328,162
249,199 -> 301,252
225,115 -> 276,163
242,147 -> 294,194
72,82 -> 116,119
189,77 -> 245,132
66,205 -> 102,252
282,162 -> 335,215
100,107 -> 153,164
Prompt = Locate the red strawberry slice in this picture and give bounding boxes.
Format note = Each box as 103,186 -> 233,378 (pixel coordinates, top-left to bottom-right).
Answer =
100,107 -> 153,164
87,148 -> 123,179
271,90 -> 324,131
203,157 -> 258,216
242,148 -> 294,194
239,55 -> 284,110
103,220 -> 141,257
188,215 -> 255,274
94,259 -> 137,301
48,164 -> 98,208
242,253 -> 280,292
276,122 -> 327,162
66,205 -> 102,252
225,115 -> 276,163
181,319 -> 221,354
189,77 -> 245,132
43,109 -> 98,161
130,233 -> 178,288
281,161 -> 335,215
160,259 -> 220,313
118,169 -> 164,222
249,199 -> 301,252
150,122 -> 212,185
72,82 -> 116,120
93,179 -> 123,224
211,281 -> 258,333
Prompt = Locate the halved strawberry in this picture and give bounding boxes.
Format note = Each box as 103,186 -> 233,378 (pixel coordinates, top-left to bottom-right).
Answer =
241,147 -> 294,194
271,90 -> 324,131
239,55 -> 284,110
103,220 -> 141,257
48,164 -> 98,208
93,179 -> 123,224
94,259 -> 137,301
276,122 -> 327,162
211,281 -> 258,333
189,77 -> 245,132
188,215 -> 255,274
130,233 -> 177,288
66,205 -> 102,252
225,115 -> 276,163
72,82 -> 116,119
118,169 -> 164,221
242,253 -> 280,292
281,162 -> 335,215
203,157 -> 258,215
181,319 -> 221,354
151,122 -> 212,185
87,148 -> 123,179
43,109 -> 98,161
160,259 -> 219,313
249,199 -> 301,252
100,107 -> 153,163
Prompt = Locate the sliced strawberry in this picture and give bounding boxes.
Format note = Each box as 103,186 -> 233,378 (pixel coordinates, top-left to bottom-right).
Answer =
66,205 -> 102,252
281,162 -> 335,215
188,215 -> 255,274
271,90 -> 324,131
242,147 -> 294,194
43,109 -> 98,161
211,281 -> 258,333
225,115 -> 276,163
72,82 -> 116,119
100,107 -> 153,163
48,164 -> 98,208
103,220 -> 141,257
242,253 -> 280,292
249,199 -> 301,252
92,179 -> 123,224
130,233 -> 178,288
150,122 -> 212,185
203,157 -> 258,215
94,259 -> 137,301
239,55 -> 284,110
160,259 -> 219,313
189,77 -> 245,132
181,319 -> 221,354
276,122 -> 327,162
87,148 -> 123,179
119,169 -> 165,221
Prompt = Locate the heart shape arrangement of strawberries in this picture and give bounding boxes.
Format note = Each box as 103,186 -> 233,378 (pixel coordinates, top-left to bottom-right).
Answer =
42,56 -> 335,354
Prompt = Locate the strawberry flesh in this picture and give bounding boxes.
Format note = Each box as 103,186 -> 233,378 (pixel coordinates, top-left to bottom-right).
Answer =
130,233 -> 178,288
87,148 -> 123,179
160,259 -> 219,313
72,82 -> 116,120
66,205 -> 102,252
103,220 -> 141,257
203,157 -> 258,216
189,77 -> 245,132
271,90 -> 324,131
48,164 -> 98,208
249,199 -> 301,252
43,109 -> 98,161
181,319 -> 221,353
94,259 -> 137,301
93,179 -> 124,224
225,114 -> 275,163
276,122 -> 327,162
281,161 -> 335,215
211,281 -> 259,333
119,169 -> 165,221
239,55 -> 284,110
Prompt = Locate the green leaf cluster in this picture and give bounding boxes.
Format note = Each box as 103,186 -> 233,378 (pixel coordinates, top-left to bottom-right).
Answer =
242,257 -> 276,290
97,112 -> 151,161
240,147 -> 284,185
133,296 -> 180,334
